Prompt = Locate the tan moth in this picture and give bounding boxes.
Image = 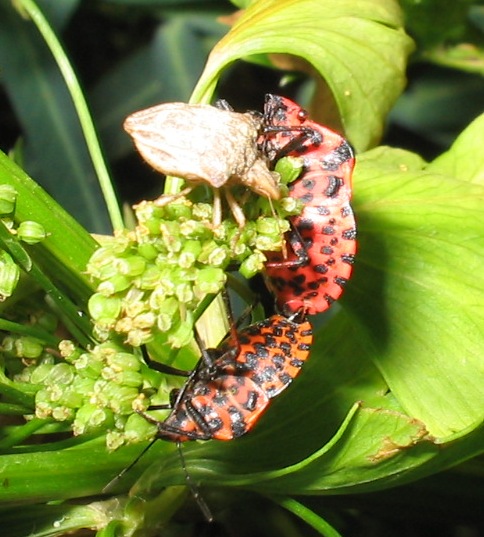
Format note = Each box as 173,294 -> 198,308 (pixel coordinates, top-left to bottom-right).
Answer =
124,102 -> 281,226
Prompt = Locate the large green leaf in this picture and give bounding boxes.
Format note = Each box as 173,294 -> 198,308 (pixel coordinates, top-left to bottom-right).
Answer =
428,112 -> 484,184
191,0 -> 414,151
348,147 -> 483,438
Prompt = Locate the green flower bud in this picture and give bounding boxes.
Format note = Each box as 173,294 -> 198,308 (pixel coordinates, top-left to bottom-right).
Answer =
114,317 -> 133,335
17,221 -> 47,244
126,329 -> 152,347
137,242 -> 159,261
198,241 -> 229,267
123,412 -> 157,443
149,293 -> 178,315
163,200 -> 193,221
275,156 -> 304,185
57,386 -> 84,409
106,430 -> 126,451
86,248 -> 119,279
168,316 -> 194,348
74,353 -> 104,379
14,337 -> 44,359
255,234 -> 282,251
0,185 -> 17,215
133,312 -> 156,330
160,221 -> 182,252
239,251 -> 267,279
115,255 -> 147,277
256,217 -> 281,236
97,275 -> 132,296
175,282 -> 194,304
237,221 -> 257,244
136,265 -> 162,290
88,294 -> 122,322
52,406 -> 75,421
106,352 -> 141,372
134,200 -> 164,224
91,380 -> 109,407
116,370 -> 144,388
108,385 -> 140,414
179,219 -> 212,240
45,363 -> 75,387
124,292 -> 149,319
279,196 -> 301,214
0,250 -> 20,300
71,376 -> 96,397
35,392 -> 53,419
179,240 -> 202,268
194,267 -> 226,296
59,339 -> 81,363
30,363 -> 55,384
191,202 -> 212,221
73,404 -> 110,435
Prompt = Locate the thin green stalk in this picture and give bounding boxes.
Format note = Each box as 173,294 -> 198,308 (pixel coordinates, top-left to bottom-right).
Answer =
0,418 -> 46,450
0,318 -> 60,347
274,497 -> 343,537
15,0 -> 124,231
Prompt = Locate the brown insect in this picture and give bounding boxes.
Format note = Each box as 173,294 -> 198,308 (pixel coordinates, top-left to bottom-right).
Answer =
124,102 -> 281,226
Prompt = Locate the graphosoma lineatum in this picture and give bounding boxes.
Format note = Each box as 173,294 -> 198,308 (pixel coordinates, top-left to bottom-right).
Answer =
261,94 -> 357,315
138,311 -> 313,442
124,102 -> 280,227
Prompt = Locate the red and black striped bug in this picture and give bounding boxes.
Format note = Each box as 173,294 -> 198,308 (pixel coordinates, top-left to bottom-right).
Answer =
113,308 -> 312,520
260,94 -> 357,315
139,310 -> 313,442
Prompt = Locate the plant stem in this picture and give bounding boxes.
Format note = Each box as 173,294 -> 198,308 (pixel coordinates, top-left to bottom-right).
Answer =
15,0 -> 124,231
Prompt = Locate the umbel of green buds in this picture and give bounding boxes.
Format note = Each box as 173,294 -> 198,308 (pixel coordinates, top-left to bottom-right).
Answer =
14,339 -> 162,449
86,171 -> 302,348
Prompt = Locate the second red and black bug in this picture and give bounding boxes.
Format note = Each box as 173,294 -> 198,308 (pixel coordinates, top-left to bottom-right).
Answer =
261,94 -> 357,315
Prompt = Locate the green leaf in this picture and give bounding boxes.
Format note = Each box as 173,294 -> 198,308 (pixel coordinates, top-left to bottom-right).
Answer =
346,146 -> 484,438
0,150 -> 97,306
191,0 -> 414,151
428,112 -> 484,184
0,1 -> 113,233
389,69 -> 484,148
0,436 -> 168,503
399,0 -> 484,74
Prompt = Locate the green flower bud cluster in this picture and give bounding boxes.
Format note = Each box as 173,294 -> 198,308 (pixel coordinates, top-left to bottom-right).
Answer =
0,184 -> 47,244
14,338 -> 163,450
86,165 -> 302,348
0,185 -> 47,300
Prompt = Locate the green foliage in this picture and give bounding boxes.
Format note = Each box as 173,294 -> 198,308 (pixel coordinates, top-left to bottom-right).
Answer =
0,0 -> 483,536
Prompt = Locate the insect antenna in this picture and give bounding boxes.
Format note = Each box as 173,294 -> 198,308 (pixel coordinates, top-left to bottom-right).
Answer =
177,441 -> 214,522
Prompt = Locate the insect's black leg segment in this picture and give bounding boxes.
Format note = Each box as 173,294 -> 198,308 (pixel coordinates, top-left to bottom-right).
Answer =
141,346 -> 191,377
184,399 -> 219,439
265,221 -> 309,269
146,403 -> 172,411
154,419 -> 213,441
